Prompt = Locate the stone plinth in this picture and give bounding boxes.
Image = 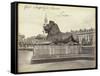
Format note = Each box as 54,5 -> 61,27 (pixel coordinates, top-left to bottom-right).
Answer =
31,44 -> 81,63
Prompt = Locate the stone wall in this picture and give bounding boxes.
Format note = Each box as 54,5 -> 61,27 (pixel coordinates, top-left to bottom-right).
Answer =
33,44 -> 81,59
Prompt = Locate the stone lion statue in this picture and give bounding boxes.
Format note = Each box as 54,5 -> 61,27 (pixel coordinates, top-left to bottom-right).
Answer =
43,20 -> 79,44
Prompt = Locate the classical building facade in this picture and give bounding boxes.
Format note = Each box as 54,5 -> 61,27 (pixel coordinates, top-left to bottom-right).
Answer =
71,28 -> 95,46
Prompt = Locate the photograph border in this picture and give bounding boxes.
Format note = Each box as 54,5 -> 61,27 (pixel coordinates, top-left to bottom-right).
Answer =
11,1 -> 98,74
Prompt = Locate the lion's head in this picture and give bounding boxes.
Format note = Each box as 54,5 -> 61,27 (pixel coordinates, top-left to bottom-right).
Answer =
43,20 -> 61,35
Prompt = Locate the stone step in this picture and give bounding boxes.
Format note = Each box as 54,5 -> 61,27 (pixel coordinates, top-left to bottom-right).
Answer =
31,54 -> 95,64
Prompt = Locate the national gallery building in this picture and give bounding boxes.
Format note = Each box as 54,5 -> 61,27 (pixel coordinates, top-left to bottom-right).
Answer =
71,28 -> 95,46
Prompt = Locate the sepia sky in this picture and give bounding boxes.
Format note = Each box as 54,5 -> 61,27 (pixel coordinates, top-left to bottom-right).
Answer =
18,4 -> 96,38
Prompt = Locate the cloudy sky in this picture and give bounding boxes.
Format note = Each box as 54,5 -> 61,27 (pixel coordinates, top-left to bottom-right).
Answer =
18,4 -> 96,38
